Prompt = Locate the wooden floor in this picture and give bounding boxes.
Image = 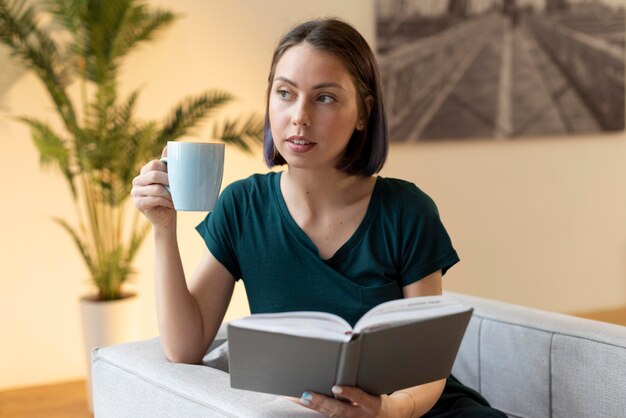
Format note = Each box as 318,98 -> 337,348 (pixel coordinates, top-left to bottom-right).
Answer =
1,309 -> 625,417
0,380 -> 91,418
573,307 -> 626,327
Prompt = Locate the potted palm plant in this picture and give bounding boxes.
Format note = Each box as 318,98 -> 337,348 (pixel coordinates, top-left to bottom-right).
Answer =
0,0 -> 262,408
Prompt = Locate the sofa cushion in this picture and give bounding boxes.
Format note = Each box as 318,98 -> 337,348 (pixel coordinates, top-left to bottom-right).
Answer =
480,320 -> 552,418
552,334 -> 626,418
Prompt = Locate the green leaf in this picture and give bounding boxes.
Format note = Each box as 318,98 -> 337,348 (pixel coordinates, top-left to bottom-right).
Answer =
110,119 -> 157,206
0,0 -> 79,134
156,91 -> 234,144
112,4 -> 176,60
19,117 -> 67,164
81,0 -> 176,87
0,0 -> 37,46
53,216 -> 95,276
212,113 -> 265,153
18,116 -> 78,197
43,0 -> 86,36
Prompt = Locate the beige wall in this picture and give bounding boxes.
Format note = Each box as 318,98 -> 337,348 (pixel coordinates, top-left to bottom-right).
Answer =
1,0 -> 624,390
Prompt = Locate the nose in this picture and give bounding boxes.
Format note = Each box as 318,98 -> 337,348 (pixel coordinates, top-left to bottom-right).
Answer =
292,98 -> 311,127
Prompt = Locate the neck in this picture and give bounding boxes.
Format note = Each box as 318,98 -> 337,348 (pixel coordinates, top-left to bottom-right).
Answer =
282,167 -> 373,210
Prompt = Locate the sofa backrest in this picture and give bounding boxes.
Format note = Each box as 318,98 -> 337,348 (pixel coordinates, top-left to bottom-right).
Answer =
449,292 -> 626,418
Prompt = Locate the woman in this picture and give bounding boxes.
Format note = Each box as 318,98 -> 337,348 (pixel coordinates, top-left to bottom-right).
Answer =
132,18 -> 505,418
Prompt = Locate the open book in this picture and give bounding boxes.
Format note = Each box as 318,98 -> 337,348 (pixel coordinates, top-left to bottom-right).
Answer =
227,295 -> 473,397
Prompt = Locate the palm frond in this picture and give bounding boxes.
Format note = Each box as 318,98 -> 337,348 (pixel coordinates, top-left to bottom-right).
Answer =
157,91 -> 234,144
81,0 -> 175,87
0,0 -> 78,134
43,0 -> 87,67
128,120 -> 159,166
112,4 -> 176,59
212,113 -> 265,153
96,89 -> 141,169
115,89 -> 140,129
81,0 -> 126,84
0,0 -> 37,45
18,116 -> 78,197
108,120 -> 158,206
105,112 -> 155,203
43,0 -> 85,35
91,79 -> 117,136
78,81 -> 127,176
53,216 -> 95,276
93,246 -> 132,300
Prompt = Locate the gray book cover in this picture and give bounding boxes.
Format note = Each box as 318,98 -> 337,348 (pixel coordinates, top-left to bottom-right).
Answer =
228,306 -> 473,397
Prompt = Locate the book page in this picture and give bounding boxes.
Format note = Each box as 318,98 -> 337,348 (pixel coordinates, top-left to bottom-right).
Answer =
354,295 -> 470,333
230,311 -> 354,342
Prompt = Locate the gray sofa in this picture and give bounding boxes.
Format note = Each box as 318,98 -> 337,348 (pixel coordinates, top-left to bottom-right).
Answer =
92,292 -> 626,417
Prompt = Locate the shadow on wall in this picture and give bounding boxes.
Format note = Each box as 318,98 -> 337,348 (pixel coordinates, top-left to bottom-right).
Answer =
0,46 -> 27,134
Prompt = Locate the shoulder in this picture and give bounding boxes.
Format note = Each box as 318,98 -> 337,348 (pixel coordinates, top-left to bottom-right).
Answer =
376,177 -> 439,215
220,172 -> 278,201
205,172 -> 278,228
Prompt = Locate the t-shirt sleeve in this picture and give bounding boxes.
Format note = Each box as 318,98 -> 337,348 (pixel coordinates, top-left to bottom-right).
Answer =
195,183 -> 243,280
398,185 -> 460,287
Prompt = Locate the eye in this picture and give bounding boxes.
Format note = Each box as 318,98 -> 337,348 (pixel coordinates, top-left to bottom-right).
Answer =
317,94 -> 336,104
276,89 -> 292,100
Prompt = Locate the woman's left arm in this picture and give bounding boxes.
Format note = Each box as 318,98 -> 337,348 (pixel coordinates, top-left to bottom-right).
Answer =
382,270 -> 446,417
299,271 -> 447,418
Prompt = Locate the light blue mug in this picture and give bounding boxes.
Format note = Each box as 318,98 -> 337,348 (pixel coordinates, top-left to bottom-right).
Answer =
161,141 -> 225,211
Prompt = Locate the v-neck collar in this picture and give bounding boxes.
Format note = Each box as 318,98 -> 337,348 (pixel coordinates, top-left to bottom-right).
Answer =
271,171 -> 381,264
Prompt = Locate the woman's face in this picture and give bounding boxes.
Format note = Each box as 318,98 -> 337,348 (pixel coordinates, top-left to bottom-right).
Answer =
269,42 -> 365,172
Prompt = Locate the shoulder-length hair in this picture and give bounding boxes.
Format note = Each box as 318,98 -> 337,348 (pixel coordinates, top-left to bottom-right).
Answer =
263,18 -> 388,176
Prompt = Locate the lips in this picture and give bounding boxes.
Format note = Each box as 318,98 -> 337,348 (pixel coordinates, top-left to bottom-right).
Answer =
287,135 -> 314,145
285,135 -> 316,153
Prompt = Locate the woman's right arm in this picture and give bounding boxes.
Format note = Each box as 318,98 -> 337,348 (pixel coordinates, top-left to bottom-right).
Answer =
132,158 -> 235,364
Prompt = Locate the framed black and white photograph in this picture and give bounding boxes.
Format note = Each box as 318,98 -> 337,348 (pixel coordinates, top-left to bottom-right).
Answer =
376,0 -> 625,141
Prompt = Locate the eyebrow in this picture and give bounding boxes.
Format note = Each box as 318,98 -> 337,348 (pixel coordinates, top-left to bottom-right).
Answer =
273,76 -> 346,91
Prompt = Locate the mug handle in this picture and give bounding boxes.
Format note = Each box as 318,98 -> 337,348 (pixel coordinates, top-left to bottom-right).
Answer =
160,157 -> 170,192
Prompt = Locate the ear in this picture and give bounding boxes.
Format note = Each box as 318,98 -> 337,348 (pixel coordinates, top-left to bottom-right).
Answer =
357,95 -> 374,130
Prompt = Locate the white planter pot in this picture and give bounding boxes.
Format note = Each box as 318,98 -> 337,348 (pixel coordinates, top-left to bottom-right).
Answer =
80,294 -> 140,412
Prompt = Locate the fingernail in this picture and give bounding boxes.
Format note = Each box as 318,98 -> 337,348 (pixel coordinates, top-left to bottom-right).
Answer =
300,391 -> 313,405
332,385 -> 343,394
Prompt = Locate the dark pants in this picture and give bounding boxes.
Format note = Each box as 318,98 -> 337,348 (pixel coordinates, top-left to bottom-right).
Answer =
423,375 -> 507,418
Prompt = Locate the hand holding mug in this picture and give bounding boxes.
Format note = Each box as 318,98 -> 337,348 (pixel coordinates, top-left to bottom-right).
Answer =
132,147 -> 175,229
161,141 -> 224,211
132,141 -> 225,228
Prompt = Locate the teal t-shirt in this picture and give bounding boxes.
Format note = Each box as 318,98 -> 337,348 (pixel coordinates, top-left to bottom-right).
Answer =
196,172 -> 459,326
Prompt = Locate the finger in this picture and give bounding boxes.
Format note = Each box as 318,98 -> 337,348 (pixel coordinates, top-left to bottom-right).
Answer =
140,159 -> 168,175
134,196 -> 174,211
133,171 -> 169,188
131,184 -> 170,200
283,396 -> 301,404
301,391 -> 352,417
332,386 -> 380,412
161,145 -> 168,158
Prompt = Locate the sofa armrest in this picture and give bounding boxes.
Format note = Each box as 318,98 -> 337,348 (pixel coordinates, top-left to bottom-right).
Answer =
449,291 -> 626,418
92,328 -> 322,417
